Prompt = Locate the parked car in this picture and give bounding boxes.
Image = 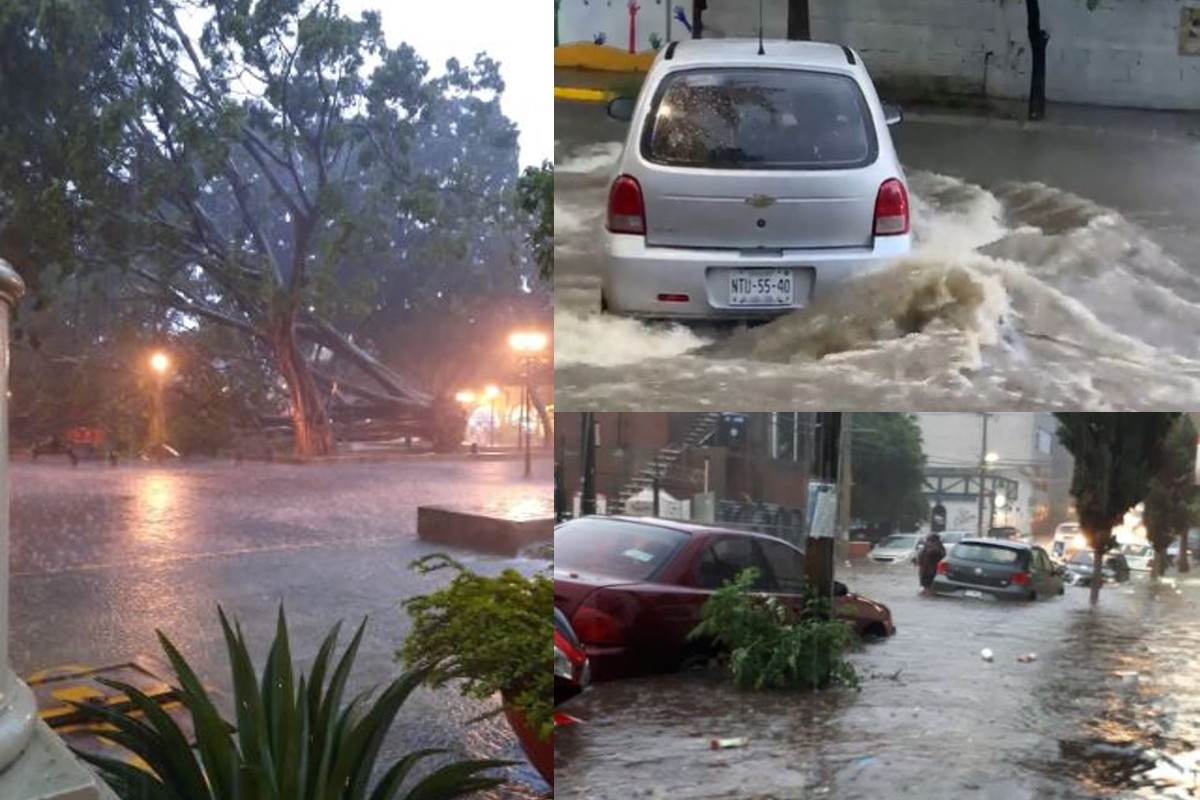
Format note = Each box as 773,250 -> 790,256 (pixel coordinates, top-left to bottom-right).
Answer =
988,526 -> 1029,543
913,531 -> 969,563
869,533 -> 922,564
554,516 -> 895,681
554,607 -> 590,708
600,39 -> 911,320
1119,543 -> 1155,572
1064,550 -> 1131,587
1051,522 -> 1085,562
931,538 -> 1065,601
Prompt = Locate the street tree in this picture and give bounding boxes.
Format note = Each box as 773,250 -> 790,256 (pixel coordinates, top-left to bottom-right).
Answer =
2,0 -> 523,456
1054,412 -> 1180,604
850,413 -> 928,535
787,0 -> 811,41
518,161 -> 553,281
1143,415 -> 1200,577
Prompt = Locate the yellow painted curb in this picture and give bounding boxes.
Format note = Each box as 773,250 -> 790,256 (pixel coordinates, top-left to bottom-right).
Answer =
555,86 -> 616,103
555,43 -> 656,72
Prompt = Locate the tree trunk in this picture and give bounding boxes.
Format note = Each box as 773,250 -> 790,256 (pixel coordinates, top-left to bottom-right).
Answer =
1026,0 -> 1048,120
1089,530 -> 1108,605
1179,530 -> 1191,573
531,386 -> 550,447
787,0 -> 810,40
268,311 -> 334,458
1153,545 -> 1168,580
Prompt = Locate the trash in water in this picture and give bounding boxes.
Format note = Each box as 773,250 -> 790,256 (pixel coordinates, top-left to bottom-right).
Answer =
1115,670 -> 1140,684
980,648 -> 995,662
1017,653 -> 1038,663
710,737 -> 749,750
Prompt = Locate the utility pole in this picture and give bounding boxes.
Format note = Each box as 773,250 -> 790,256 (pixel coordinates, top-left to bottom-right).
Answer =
580,413 -> 597,516
836,412 -> 853,563
977,413 -> 991,537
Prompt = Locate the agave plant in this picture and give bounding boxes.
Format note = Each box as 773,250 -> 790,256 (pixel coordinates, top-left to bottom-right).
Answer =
70,606 -> 509,800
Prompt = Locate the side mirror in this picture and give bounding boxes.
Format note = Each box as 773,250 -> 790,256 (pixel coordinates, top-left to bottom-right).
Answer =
833,580 -> 849,597
607,96 -> 636,122
882,103 -> 904,127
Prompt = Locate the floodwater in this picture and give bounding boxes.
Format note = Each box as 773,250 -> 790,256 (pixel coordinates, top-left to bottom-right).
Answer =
553,103 -> 1200,410
9,457 -> 552,798
555,562 -> 1200,799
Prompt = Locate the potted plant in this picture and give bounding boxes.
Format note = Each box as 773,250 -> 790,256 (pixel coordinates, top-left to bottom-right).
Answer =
70,606 -> 508,800
399,554 -> 553,785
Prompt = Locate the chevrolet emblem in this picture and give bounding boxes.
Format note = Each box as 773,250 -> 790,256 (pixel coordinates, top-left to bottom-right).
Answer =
745,194 -> 775,209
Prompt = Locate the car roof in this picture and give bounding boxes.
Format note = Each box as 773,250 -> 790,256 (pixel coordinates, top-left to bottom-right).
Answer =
955,537 -> 1034,551
569,515 -> 802,546
658,39 -> 860,73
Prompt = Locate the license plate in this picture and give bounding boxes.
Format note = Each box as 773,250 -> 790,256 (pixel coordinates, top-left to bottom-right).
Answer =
963,590 -> 985,599
728,270 -> 794,306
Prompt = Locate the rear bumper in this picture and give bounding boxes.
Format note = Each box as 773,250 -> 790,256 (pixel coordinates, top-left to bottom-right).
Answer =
602,232 -> 913,319
931,576 -> 1032,601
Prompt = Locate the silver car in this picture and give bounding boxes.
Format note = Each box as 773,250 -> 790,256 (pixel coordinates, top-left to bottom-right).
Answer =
602,38 -> 912,319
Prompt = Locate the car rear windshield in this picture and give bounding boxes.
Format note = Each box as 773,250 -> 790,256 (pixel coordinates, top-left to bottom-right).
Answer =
952,543 -> 1021,565
555,518 -> 689,581
640,68 -> 878,170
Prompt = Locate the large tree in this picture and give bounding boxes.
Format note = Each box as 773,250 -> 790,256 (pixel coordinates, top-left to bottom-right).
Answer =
1143,415 -> 1200,577
1,0 -> 526,456
850,413 -> 928,534
1055,413 -> 1180,604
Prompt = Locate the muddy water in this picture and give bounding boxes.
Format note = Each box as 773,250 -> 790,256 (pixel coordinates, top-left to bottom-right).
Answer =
554,563 -> 1200,799
553,131 -> 1200,410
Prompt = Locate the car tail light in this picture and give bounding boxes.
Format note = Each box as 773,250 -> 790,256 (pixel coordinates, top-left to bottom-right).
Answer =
1011,571 -> 1031,586
607,175 -> 646,235
936,561 -> 948,575
874,178 -> 909,236
572,600 -> 627,646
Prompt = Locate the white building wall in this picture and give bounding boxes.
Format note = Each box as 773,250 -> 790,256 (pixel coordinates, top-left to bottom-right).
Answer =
696,0 -> 1200,111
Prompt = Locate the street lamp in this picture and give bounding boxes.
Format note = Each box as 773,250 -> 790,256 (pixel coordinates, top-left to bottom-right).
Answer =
148,350 -> 171,459
454,390 -> 476,405
509,331 -> 547,478
484,384 -> 500,448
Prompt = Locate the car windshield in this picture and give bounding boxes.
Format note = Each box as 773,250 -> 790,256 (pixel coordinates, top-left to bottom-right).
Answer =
952,543 -> 1021,565
1069,552 -> 1096,566
1122,544 -> 1151,557
878,534 -> 917,549
642,68 -> 877,170
554,518 -> 690,581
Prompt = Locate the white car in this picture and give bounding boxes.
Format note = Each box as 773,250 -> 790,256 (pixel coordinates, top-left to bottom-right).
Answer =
1120,543 -> 1154,572
601,38 -> 912,319
869,533 -> 922,564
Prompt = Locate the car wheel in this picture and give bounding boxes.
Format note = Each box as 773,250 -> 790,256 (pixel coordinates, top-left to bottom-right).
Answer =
861,622 -> 889,642
600,291 -> 609,314
1028,591 -> 1038,601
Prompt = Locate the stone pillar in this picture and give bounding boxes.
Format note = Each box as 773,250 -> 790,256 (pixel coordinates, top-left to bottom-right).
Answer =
0,259 -> 116,799
0,260 -> 35,772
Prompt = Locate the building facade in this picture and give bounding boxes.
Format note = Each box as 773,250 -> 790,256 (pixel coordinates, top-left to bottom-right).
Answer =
915,412 -> 1070,539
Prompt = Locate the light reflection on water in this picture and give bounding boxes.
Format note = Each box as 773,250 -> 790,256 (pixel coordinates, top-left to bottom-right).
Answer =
556,564 -> 1200,799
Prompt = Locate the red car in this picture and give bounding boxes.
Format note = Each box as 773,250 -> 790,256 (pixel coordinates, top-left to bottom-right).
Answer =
554,516 -> 895,681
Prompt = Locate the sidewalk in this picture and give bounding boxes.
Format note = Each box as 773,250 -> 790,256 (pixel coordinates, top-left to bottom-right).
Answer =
553,66 -> 1200,142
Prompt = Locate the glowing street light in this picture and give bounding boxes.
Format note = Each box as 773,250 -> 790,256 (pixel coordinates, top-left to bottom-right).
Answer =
454,390 -> 476,405
149,351 -> 170,374
509,331 -> 547,478
148,350 -> 172,458
984,451 -> 999,464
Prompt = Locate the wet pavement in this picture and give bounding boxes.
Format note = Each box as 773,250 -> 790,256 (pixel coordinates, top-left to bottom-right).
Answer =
555,559 -> 1200,799
9,457 -> 553,798
554,99 -> 1200,410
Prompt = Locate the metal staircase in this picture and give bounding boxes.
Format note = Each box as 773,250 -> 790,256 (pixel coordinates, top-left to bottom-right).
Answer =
608,413 -> 721,516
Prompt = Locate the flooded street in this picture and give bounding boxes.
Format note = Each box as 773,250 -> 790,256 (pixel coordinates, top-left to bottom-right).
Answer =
9,457 -> 552,798
554,101 -> 1200,410
556,561 -> 1200,799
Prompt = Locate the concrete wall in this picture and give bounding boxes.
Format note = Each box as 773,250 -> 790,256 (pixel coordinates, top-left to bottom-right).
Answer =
699,0 -> 1200,110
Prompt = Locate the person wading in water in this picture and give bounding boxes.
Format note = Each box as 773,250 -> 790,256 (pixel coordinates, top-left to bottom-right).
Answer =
919,533 -> 946,596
